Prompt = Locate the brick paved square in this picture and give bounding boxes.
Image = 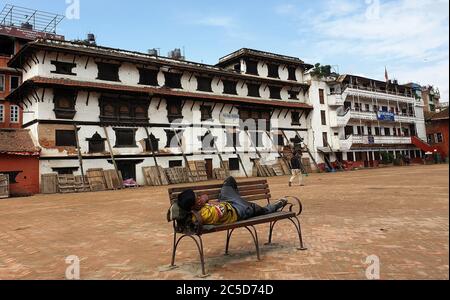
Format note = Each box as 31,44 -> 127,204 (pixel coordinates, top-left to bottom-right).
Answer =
0,165 -> 448,280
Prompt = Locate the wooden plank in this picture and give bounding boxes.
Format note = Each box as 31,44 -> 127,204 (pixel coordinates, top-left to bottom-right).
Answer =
0,174 -> 9,199
104,170 -> 122,190
103,127 -> 122,187
168,180 -> 268,194
86,169 -> 107,191
73,124 -> 87,188
41,174 -> 58,194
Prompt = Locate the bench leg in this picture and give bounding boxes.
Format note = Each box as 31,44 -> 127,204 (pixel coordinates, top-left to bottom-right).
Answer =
265,221 -> 279,245
171,233 -> 208,276
245,226 -> 261,261
225,229 -> 235,256
289,217 -> 308,251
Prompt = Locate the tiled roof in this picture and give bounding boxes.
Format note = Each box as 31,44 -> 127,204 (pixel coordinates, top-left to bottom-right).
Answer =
425,108 -> 449,121
0,129 -> 40,155
8,76 -> 314,110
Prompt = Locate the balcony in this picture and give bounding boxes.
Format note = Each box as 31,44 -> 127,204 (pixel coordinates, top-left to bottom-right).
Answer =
342,85 -> 416,104
328,92 -> 347,106
332,109 -> 418,127
340,135 -> 413,150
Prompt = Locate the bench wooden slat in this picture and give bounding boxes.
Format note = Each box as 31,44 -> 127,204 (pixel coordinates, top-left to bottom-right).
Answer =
201,211 -> 296,233
168,180 -> 268,194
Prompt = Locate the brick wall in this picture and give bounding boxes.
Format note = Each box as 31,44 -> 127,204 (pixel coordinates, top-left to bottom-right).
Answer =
0,154 -> 40,195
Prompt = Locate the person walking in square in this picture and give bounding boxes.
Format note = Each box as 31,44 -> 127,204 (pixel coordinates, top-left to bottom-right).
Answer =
289,150 -> 305,187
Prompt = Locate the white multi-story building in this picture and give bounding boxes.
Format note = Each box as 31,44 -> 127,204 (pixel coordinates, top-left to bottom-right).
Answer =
307,73 -> 427,168
7,41 -> 314,185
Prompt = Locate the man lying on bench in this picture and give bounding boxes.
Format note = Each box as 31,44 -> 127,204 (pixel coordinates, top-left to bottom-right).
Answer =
177,177 -> 288,225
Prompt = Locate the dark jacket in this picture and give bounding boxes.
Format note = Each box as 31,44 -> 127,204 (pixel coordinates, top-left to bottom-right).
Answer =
291,155 -> 301,170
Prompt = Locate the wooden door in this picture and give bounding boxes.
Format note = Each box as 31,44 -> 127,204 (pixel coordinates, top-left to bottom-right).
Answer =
0,174 -> 9,199
205,159 -> 213,180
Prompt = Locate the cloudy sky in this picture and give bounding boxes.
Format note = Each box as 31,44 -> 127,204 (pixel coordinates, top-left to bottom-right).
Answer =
5,0 -> 449,101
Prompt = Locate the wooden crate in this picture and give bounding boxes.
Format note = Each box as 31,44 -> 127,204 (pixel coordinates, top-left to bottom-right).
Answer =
41,174 -> 58,194
194,161 -> 208,181
0,174 -> 9,199
272,164 -> 285,176
213,168 -> 228,180
57,175 -> 77,194
86,169 -> 107,191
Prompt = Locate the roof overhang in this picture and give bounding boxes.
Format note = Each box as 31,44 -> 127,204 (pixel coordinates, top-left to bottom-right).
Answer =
7,76 -> 313,111
8,40 -> 310,90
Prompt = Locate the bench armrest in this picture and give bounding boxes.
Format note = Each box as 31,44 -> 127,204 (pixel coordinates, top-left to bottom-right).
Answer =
282,196 -> 303,217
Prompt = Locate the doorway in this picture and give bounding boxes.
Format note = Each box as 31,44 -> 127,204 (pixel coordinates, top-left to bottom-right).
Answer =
205,159 -> 213,180
116,161 -> 137,181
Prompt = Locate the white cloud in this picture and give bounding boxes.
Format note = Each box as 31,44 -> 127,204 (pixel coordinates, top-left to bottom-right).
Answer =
277,0 -> 449,101
195,16 -> 235,29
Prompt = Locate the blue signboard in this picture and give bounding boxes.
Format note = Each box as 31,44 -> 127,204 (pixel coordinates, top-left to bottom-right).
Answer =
377,111 -> 395,121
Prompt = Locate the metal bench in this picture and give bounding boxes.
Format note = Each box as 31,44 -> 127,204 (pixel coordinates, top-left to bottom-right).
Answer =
167,179 -> 307,276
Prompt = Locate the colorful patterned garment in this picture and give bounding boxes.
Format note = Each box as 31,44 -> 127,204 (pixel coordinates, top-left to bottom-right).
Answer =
192,202 -> 239,225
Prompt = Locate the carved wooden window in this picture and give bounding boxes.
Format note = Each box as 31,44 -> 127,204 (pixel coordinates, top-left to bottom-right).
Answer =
292,112 -> 301,125
229,158 -> 240,171
247,83 -> 261,98
164,72 -> 182,89
114,128 -> 137,148
223,80 -> 238,95
54,89 -> 77,119
267,64 -> 279,78
145,133 -> 160,152
269,86 -> 282,99
86,132 -> 106,153
167,99 -> 183,122
197,76 -> 213,92
200,105 -> 212,121
288,67 -> 297,81
245,59 -> 258,75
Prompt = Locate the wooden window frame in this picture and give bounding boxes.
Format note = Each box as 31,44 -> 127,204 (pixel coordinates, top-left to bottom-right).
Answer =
96,62 -> 121,82
229,158 -> 240,171
196,76 -> 213,92
163,72 -> 183,89
267,63 -> 280,79
51,61 -> 77,76
247,83 -> 261,98
55,130 -> 77,147
269,86 -> 282,100
113,128 -> 138,148
223,80 -> 238,95
54,88 -> 77,119
138,68 -> 159,86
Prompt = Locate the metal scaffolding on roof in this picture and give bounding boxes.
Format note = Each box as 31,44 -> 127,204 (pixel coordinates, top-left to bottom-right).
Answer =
0,4 -> 64,34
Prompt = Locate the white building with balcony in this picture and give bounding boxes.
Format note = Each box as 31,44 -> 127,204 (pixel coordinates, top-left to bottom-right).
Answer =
308,74 -> 427,168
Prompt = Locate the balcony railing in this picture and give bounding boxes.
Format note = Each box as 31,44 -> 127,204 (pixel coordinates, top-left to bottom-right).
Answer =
341,85 -> 416,104
340,135 -> 413,150
333,109 -> 418,127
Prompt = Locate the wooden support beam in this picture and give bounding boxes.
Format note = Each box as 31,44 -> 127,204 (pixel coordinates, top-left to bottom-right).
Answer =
244,130 -> 262,159
144,127 -> 163,185
229,105 -> 234,114
156,98 -> 163,110
86,91 -> 91,106
181,100 -> 187,110
294,129 -> 320,172
55,52 -> 59,62
85,57 -> 90,69
234,145 -> 248,178
264,130 -> 290,169
73,124 -> 87,189
277,109 -> 284,119
190,101 -> 196,111
72,55 -> 77,64
42,51 -> 47,64
103,126 -> 122,188
173,130 -> 194,181
284,109 -> 290,119
219,103 -> 226,114
41,88 -> 46,103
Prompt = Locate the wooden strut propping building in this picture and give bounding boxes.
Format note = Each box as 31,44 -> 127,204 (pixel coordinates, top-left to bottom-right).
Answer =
7,40 -> 315,189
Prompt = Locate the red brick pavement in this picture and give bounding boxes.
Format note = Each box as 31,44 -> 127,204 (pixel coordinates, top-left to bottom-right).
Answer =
0,165 -> 448,280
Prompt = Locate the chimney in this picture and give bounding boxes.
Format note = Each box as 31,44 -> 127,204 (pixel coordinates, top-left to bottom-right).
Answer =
87,33 -> 96,45
148,48 -> 158,56
168,48 -> 185,60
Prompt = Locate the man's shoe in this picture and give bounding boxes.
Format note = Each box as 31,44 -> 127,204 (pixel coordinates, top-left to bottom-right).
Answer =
273,198 -> 289,211
288,182 -> 292,187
